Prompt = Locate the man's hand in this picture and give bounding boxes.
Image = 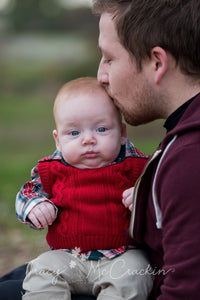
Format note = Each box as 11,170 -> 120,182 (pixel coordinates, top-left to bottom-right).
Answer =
122,187 -> 134,211
27,201 -> 56,229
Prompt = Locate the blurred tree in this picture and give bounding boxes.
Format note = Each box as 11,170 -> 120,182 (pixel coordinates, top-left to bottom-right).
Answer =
7,0 -> 98,35
9,0 -> 59,31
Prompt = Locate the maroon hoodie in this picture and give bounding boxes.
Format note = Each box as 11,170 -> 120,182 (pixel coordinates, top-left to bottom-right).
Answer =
130,94 -> 200,299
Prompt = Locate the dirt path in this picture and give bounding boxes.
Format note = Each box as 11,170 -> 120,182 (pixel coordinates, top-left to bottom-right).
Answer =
0,229 -> 48,277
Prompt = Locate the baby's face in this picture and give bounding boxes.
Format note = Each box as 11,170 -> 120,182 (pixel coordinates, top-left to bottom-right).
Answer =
53,89 -> 127,169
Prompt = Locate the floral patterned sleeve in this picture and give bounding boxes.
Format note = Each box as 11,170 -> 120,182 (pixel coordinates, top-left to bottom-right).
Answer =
15,164 -> 56,227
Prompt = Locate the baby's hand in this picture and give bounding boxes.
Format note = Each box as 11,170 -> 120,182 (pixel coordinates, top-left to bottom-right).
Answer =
27,201 -> 56,229
122,187 -> 134,211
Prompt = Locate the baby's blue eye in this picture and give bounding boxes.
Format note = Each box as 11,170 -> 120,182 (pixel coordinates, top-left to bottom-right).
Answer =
70,131 -> 79,136
97,127 -> 106,132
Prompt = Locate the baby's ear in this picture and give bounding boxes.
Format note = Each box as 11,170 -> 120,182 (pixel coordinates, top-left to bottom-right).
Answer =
121,122 -> 127,145
53,129 -> 61,152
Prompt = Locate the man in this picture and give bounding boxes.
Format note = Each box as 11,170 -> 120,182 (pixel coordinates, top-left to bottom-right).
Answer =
1,1 -> 200,299
93,0 -> 200,299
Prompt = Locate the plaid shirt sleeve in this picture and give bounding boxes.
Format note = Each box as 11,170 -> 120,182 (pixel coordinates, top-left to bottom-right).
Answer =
15,151 -> 61,227
15,165 -> 51,226
125,139 -> 149,159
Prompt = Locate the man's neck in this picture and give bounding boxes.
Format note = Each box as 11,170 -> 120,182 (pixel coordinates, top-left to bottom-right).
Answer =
164,93 -> 199,132
164,81 -> 200,119
160,59 -> 200,118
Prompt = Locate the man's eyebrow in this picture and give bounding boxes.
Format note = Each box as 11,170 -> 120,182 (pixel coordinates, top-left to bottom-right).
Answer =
98,45 -> 111,57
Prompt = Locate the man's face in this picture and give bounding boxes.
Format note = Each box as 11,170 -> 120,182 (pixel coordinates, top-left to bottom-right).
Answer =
97,12 -> 160,126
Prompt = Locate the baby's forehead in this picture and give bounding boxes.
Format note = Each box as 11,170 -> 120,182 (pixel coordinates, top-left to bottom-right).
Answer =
60,83 -> 107,98
54,84 -> 121,122
55,85 -> 110,109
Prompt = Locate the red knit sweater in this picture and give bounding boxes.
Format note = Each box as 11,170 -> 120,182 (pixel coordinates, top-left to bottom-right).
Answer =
38,157 -> 146,252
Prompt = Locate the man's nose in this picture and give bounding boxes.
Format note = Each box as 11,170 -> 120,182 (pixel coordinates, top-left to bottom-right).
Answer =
97,59 -> 109,86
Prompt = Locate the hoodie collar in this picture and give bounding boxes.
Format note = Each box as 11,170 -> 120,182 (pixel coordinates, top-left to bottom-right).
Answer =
164,93 -> 199,133
159,93 -> 200,150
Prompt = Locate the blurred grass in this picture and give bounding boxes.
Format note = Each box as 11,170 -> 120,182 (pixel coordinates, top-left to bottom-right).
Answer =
127,120 -> 165,155
0,93 -> 55,231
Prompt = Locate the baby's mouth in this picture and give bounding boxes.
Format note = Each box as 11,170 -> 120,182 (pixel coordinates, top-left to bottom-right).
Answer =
83,151 -> 98,158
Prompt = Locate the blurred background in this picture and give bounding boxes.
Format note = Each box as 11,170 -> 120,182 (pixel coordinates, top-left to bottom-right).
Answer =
0,0 -> 165,275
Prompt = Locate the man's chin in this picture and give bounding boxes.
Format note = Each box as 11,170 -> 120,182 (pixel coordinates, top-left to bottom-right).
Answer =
123,111 -> 141,126
124,112 -> 159,127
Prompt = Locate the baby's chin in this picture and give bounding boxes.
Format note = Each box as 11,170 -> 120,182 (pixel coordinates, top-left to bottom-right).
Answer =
74,160 -> 110,169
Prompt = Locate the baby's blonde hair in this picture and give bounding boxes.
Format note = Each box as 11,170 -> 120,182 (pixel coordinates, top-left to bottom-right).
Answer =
53,77 -> 122,127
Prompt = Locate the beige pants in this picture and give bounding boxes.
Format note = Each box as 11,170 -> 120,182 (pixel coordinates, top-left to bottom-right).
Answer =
23,249 -> 153,300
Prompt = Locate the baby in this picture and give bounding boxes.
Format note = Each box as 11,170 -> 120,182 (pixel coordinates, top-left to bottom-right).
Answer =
16,77 -> 153,299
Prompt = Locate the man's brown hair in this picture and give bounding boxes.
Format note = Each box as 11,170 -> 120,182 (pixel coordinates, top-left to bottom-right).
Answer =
93,0 -> 200,78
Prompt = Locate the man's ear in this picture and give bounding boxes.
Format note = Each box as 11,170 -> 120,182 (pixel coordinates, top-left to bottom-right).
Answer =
121,122 -> 127,145
53,129 -> 61,152
151,46 -> 168,84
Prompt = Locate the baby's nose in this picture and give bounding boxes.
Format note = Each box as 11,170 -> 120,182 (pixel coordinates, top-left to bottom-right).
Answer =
82,132 -> 96,145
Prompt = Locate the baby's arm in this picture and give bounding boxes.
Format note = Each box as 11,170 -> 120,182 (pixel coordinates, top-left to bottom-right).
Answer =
16,164 -> 57,229
122,187 -> 134,211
